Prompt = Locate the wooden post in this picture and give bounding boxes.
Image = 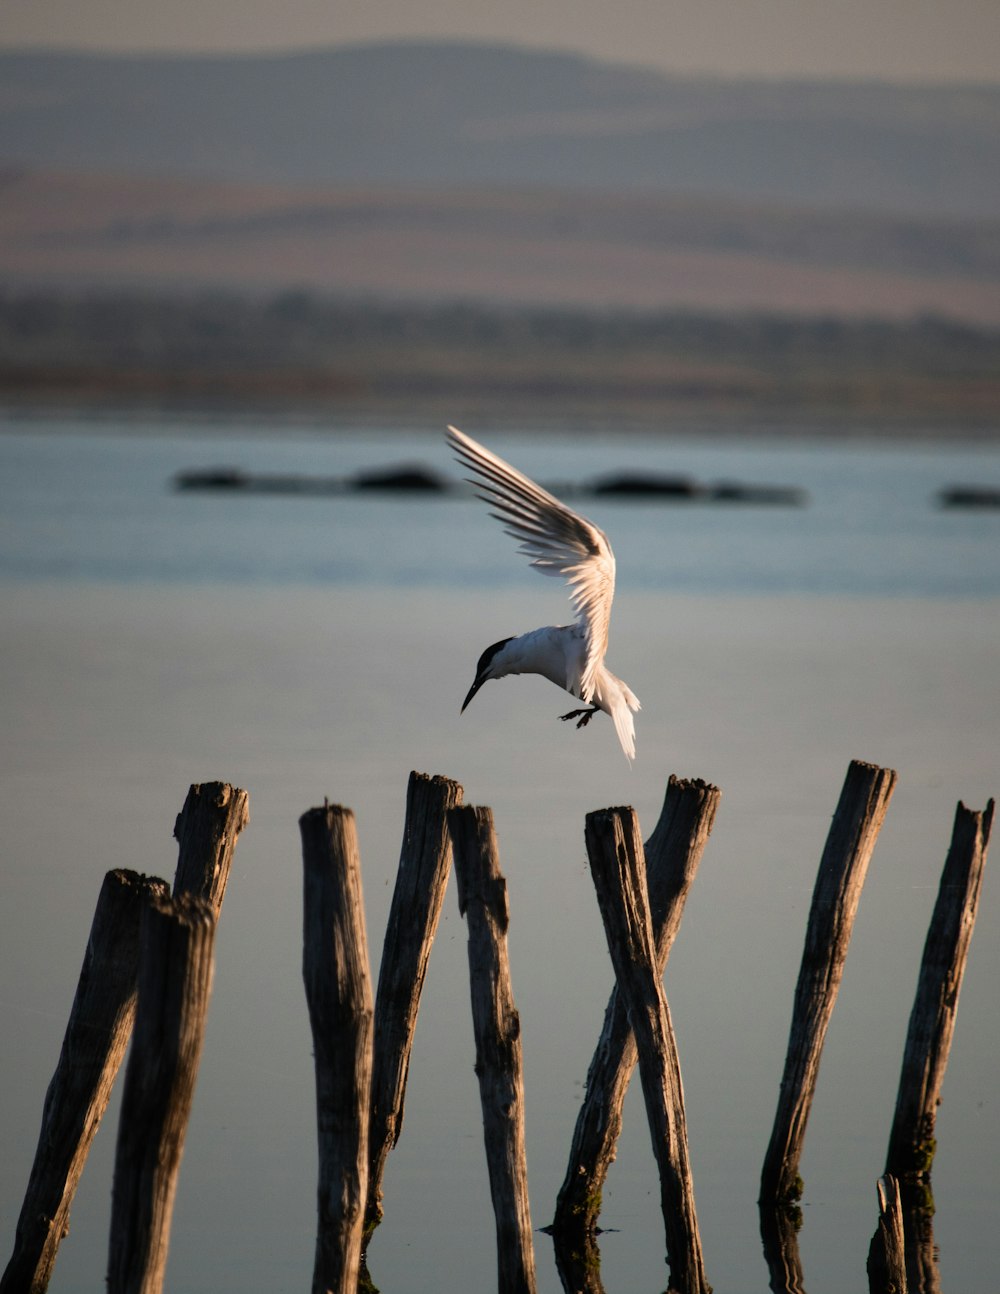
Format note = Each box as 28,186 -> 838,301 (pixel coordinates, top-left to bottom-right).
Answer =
760,759 -> 897,1206
173,781 -> 249,916
449,805 -> 537,1294
366,771 -> 463,1234
553,776 -> 719,1235
1,870 -> 169,1294
585,806 -> 709,1294
300,804 -> 374,1294
885,799 -> 994,1181
549,1231 -> 608,1294
867,1175 -> 908,1294
107,893 -> 217,1294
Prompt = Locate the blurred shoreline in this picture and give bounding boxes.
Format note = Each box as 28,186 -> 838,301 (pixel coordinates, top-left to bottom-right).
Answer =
3,293 -> 998,437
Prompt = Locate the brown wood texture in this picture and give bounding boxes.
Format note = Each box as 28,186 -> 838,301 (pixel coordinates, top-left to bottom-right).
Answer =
585,805 -> 709,1294
172,781 -> 249,917
1,870 -> 169,1294
366,772 -> 463,1232
449,804 -> 538,1294
107,893 -> 217,1294
760,760 -> 897,1205
553,775 -> 719,1235
300,804 -> 374,1294
867,1174 -> 909,1294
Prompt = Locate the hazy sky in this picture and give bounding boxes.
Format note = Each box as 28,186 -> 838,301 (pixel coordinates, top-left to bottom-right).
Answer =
3,0 -> 999,82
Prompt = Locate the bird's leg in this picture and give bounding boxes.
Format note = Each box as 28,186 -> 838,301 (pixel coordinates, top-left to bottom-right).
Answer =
559,705 -> 600,730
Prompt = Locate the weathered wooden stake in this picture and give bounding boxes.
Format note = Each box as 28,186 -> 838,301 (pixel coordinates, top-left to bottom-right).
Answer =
107,893 -> 217,1294
365,771 -> 464,1234
449,805 -> 538,1294
301,804 -> 374,1294
885,798 -> 994,1181
585,806 -> 709,1294
0,870 -> 169,1294
760,759 -> 897,1206
553,776 -> 719,1236
550,1231 -> 608,1294
867,1174 -> 908,1294
173,781 -> 249,916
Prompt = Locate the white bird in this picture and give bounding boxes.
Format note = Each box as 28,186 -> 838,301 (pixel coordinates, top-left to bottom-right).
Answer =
448,425 -> 641,761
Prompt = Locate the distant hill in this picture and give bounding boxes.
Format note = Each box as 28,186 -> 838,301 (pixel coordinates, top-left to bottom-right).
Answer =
3,172 -> 999,323
2,42 -> 1000,218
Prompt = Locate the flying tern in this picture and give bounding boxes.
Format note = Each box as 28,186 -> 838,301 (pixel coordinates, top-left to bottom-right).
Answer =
448,425 -> 641,761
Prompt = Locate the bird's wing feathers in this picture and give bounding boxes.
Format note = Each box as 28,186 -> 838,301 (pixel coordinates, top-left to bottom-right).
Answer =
447,425 -> 615,702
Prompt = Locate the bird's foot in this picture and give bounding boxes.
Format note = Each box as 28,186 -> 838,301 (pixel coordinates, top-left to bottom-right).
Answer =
559,706 -> 599,730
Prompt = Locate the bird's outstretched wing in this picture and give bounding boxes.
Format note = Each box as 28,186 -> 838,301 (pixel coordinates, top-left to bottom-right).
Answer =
447,425 -> 616,703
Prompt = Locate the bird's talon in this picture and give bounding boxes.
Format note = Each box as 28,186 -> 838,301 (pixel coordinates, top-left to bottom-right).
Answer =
559,707 -> 597,729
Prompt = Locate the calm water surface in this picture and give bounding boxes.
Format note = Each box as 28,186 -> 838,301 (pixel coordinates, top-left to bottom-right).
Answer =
1,417 -> 998,1293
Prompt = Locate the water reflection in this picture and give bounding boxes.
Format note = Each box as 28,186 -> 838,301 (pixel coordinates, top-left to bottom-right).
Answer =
758,1201 -> 806,1294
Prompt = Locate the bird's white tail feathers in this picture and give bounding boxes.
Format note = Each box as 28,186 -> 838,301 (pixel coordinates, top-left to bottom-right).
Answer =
611,688 -> 641,763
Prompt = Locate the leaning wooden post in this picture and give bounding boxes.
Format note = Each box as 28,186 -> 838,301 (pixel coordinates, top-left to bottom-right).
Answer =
885,798 -> 993,1182
553,776 -> 719,1236
173,781 -> 249,916
301,804 -> 374,1294
449,805 -> 537,1294
107,893 -> 217,1294
867,1174 -> 908,1294
585,806 -> 709,1294
760,759 -> 897,1207
366,771 -> 463,1234
1,871 -> 169,1294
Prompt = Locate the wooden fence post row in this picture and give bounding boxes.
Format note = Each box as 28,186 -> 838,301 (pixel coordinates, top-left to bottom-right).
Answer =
1,781 -> 248,1294
3,771 -> 993,1294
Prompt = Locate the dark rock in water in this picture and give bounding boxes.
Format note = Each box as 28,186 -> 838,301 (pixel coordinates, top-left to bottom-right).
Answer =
710,481 -> 806,505
350,465 -> 449,492
588,471 -> 804,505
590,472 -> 702,498
939,485 -> 1000,509
175,467 -> 249,490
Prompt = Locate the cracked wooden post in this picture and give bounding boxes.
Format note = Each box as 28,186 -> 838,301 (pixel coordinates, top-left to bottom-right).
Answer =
173,781 -> 249,917
365,771 -> 464,1235
107,892 -> 217,1294
867,1174 -> 908,1294
760,759 -> 897,1207
885,798 -> 993,1182
300,804 -> 374,1294
1,870 -> 169,1294
300,802 -> 375,1288
585,805 -> 709,1294
553,775 -> 719,1238
449,804 -> 537,1294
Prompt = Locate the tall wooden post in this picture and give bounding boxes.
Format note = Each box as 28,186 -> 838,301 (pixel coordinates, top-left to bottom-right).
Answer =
585,805 -> 709,1294
301,804 -> 374,1294
449,805 -> 537,1294
1,871 -> 169,1294
366,772 -> 463,1233
553,776 -> 719,1235
107,893 -> 217,1294
885,798 -> 993,1180
760,760 -> 897,1205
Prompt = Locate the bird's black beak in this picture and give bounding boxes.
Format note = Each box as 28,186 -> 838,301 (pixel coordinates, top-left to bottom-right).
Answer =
461,674 -> 487,712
